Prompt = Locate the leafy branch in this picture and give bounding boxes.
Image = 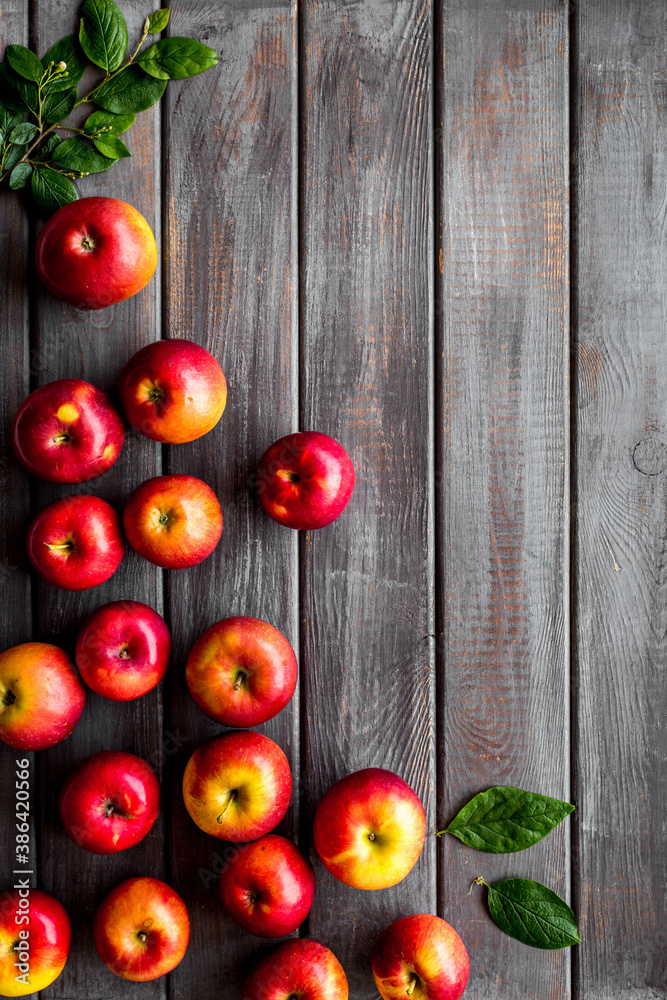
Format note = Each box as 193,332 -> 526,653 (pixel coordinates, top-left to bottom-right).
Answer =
0,0 -> 217,215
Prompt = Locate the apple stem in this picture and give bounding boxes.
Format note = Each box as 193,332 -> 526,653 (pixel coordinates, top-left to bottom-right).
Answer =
137,931 -> 148,943
406,974 -> 419,997
52,432 -> 69,444
217,789 -> 237,823
45,539 -> 74,553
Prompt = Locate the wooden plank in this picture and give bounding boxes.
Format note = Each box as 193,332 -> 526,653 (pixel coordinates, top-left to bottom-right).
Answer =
436,3 -> 570,997
299,1 -> 435,994
30,3 -> 165,997
162,3 -> 298,997
0,0 -> 35,929
573,3 -> 667,998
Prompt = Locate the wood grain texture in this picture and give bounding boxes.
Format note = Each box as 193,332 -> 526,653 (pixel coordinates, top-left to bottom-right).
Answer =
299,1 -> 435,995
573,2 -> 667,997
436,4 -> 570,998
162,2 -> 298,997
0,0 -> 35,930
29,4 -> 165,997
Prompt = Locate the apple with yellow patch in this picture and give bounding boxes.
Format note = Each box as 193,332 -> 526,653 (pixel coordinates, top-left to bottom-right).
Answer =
12,379 -> 125,483
313,768 -> 426,890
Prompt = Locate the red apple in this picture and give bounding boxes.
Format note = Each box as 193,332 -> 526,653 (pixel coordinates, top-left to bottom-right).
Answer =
93,877 -> 189,982
11,379 -> 125,484
243,938 -> 348,1000
186,616 -> 297,727
313,768 -> 426,890
27,494 -> 125,591
182,730 -> 292,842
59,751 -> 160,855
35,197 -> 157,310
372,914 -> 470,1000
0,888 -> 71,996
256,431 -> 355,530
219,834 -> 314,938
117,339 -> 227,444
123,474 -> 222,569
0,643 -> 85,751
75,600 -> 171,701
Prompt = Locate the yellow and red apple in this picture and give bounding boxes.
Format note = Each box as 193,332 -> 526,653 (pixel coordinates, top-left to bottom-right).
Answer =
372,914 -> 470,1000
26,494 -> 125,591
35,197 -> 157,310
219,834 -> 315,938
243,938 -> 348,1000
75,600 -> 171,701
123,474 -> 222,569
0,888 -> 71,996
185,616 -> 297,727
0,643 -> 85,751
117,338 -> 227,443
313,768 -> 426,890
93,877 -> 189,982
182,730 -> 292,842
256,431 -> 355,530
11,379 -> 124,484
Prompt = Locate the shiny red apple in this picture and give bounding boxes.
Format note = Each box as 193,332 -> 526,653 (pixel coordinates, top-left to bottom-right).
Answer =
256,431 -> 355,529
123,474 -> 222,569
0,888 -> 71,996
372,914 -> 470,1000
243,938 -> 348,1000
219,834 -> 314,938
182,730 -> 292,842
27,494 -> 125,590
35,197 -> 157,310
11,379 -> 124,483
59,751 -> 160,855
313,768 -> 426,890
117,338 -> 227,443
93,877 -> 189,981
75,600 -> 171,701
0,642 -> 85,751
185,616 -> 297,727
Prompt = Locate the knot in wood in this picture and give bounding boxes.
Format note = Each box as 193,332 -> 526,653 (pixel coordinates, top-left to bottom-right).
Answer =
632,438 -> 667,476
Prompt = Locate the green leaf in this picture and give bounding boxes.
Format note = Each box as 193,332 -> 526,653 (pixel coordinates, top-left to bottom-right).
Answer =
35,133 -> 62,160
146,8 -> 170,33
92,65 -> 166,113
0,102 -> 22,135
79,0 -> 128,73
41,85 -> 78,124
84,109 -> 135,135
9,162 -> 33,190
6,46 -> 43,84
440,787 -> 575,854
42,35 -> 88,92
479,878 -> 581,950
3,142 -> 28,171
31,165 -> 78,216
137,38 -> 218,80
52,136 -> 115,174
0,63 -> 38,114
93,132 -> 130,159
9,122 -> 39,145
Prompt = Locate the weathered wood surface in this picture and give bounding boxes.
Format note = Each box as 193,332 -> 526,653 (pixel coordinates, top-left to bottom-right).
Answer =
0,0 -> 664,998
437,3 -> 570,998
163,1 -> 298,997
300,1 -> 435,996
573,2 -> 667,999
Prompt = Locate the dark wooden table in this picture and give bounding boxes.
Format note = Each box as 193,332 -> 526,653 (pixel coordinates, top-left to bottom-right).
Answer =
1,1 -> 665,997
